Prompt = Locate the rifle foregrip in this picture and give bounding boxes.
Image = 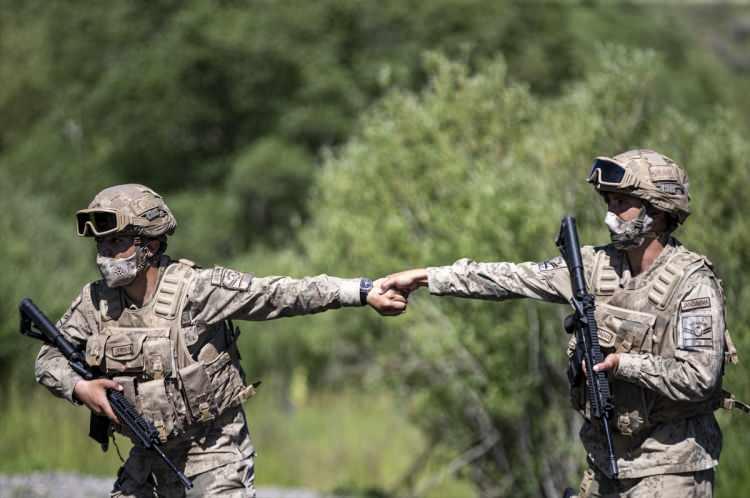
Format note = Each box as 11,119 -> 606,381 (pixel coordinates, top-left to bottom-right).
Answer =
107,390 -> 192,489
107,390 -> 160,447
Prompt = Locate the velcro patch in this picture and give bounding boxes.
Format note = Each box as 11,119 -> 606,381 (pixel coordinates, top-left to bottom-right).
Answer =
679,315 -> 713,350
211,267 -> 252,291
597,328 -> 615,347
655,182 -> 685,196
649,165 -> 676,180
112,345 -> 134,357
680,297 -> 711,312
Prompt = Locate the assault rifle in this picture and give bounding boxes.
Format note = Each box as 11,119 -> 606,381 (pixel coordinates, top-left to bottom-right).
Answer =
556,217 -> 618,479
19,298 -> 192,490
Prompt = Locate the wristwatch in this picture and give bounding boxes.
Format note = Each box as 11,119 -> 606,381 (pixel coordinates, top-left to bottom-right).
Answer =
359,278 -> 373,305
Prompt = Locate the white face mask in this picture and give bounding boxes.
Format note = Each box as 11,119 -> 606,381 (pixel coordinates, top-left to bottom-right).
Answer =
603,209 -> 656,250
604,211 -> 627,234
96,247 -> 148,288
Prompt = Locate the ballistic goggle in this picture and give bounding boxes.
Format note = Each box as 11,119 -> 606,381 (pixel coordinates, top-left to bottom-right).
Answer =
76,209 -> 133,237
587,158 -> 638,189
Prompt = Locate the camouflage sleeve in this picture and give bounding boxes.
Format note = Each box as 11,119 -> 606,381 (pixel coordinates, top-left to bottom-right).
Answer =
615,273 -> 724,401
185,266 -> 363,326
34,285 -> 97,404
426,256 -> 572,304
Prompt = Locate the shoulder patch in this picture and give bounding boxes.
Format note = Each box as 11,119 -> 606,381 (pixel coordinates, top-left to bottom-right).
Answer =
211,266 -> 252,291
680,297 -> 711,312
678,315 -> 713,350
178,258 -> 200,268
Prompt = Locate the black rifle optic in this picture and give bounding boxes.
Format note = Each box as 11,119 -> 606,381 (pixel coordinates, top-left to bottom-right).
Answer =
19,298 -> 192,490
556,216 -> 618,479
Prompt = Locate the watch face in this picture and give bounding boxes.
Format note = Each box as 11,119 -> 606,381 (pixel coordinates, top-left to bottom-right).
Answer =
360,278 -> 374,305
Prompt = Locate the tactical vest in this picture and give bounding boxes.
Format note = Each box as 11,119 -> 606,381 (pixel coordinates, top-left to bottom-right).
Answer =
573,243 -> 740,436
84,258 -> 257,442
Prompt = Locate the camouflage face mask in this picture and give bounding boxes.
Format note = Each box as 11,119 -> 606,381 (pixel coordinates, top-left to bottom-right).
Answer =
96,246 -> 149,288
604,208 -> 656,250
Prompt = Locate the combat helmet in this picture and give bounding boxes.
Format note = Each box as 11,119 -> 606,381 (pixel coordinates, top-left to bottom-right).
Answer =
587,149 -> 690,224
76,184 -> 177,238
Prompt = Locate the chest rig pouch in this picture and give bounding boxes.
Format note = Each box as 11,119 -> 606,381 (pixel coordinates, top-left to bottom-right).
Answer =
571,247 -> 708,436
593,301 -> 658,436
85,259 -> 256,443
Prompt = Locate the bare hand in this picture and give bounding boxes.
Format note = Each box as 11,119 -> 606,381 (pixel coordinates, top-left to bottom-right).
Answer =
581,354 -> 620,378
367,278 -> 408,315
73,378 -> 123,424
379,269 -> 429,294
593,354 -> 620,374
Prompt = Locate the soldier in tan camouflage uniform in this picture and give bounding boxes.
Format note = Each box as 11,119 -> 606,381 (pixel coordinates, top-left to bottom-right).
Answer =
35,184 -> 408,498
381,150 -> 737,497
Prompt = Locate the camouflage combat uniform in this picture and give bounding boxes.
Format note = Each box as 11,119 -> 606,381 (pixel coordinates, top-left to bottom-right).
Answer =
424,150 -> 737,497
426,238 -> 729,496
36,255 -> 364,497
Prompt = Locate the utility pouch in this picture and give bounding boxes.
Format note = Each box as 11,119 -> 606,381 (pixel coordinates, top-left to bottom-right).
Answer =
179,363 -> 217,423
140,329 -> 172,379
112,376 -> 137,407
203,349 -> 255,413
104,333 -> 147,374
137,379 -> 175,443
595,303 -> 656,354
85,335 -> 107,367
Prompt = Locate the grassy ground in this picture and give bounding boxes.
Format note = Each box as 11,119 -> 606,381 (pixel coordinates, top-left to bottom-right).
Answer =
0,378 -> 474,498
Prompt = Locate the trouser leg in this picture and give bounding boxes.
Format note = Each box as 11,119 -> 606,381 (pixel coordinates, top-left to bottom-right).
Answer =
573,467 -> 714,498
187,453 -> 256,498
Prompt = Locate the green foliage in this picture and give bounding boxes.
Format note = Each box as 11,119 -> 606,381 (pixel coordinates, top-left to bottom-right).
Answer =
303,48 -> 750,497
1,1 -> 747,242
226,138 -> 313,246
0,180 -> 95,377
3,2 -> 750,495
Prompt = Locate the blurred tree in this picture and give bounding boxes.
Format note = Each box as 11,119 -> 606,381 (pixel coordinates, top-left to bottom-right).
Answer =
0,179 -> 95,380
1,1 -> 748,248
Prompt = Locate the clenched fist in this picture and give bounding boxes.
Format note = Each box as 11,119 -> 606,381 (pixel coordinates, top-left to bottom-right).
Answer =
367,278 -> 409,315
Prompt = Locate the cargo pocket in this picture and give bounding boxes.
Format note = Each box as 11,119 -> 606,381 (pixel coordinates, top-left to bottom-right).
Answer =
104,334 -> 147,375
138,379 -> 176,442
179,363 -> 218,423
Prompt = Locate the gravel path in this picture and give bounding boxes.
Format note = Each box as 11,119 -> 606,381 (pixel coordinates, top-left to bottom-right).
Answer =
0,473 -> 333,498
